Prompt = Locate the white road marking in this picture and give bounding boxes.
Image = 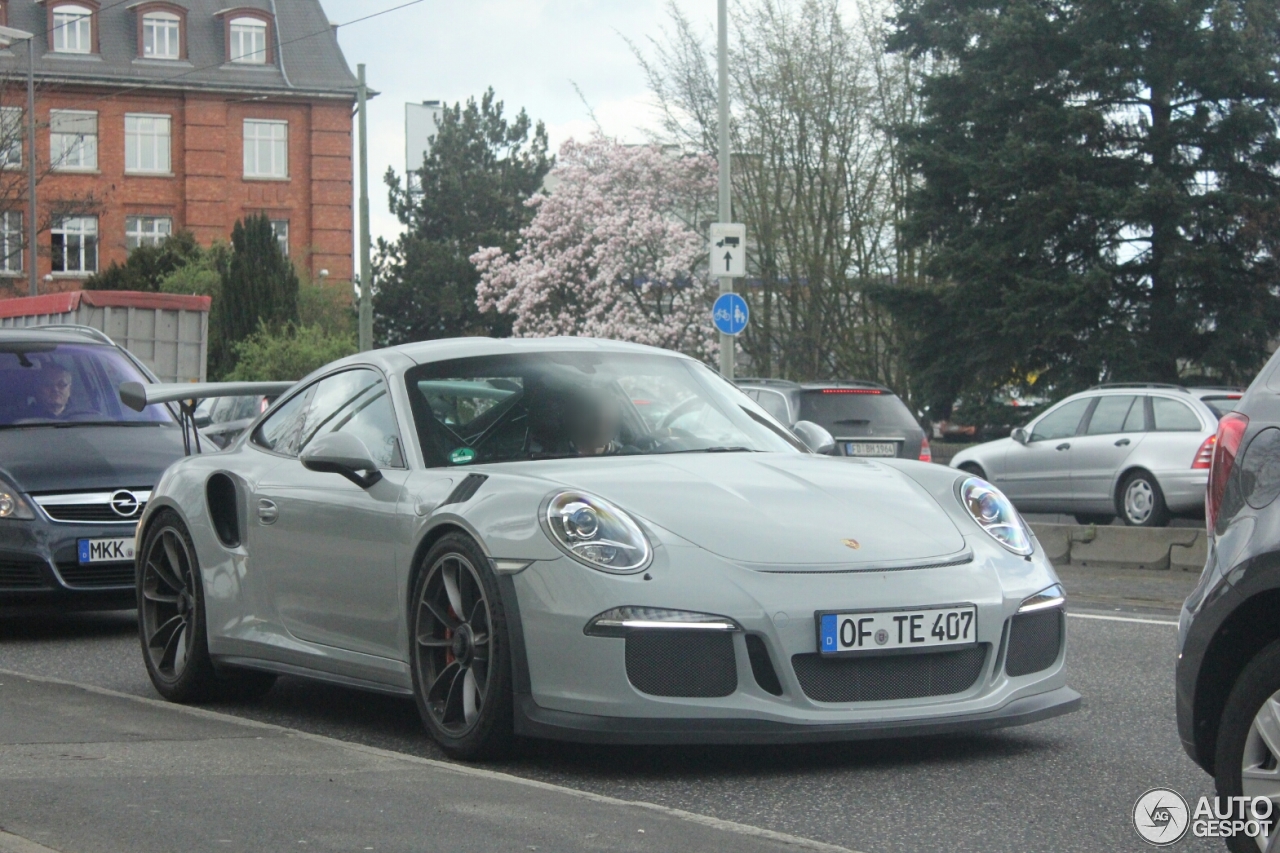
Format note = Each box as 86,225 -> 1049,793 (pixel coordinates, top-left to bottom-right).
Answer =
0,668 -> 861,853
1067,612 -> 1178,627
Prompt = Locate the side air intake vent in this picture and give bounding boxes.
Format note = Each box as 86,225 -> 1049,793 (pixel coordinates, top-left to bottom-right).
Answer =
206,474 -> 241,548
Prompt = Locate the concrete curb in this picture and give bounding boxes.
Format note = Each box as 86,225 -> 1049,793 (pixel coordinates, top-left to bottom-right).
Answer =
1031,523 -> 1208,572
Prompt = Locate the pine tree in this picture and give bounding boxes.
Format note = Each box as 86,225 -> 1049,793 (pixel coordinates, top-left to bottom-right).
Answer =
214,214 -> 299,377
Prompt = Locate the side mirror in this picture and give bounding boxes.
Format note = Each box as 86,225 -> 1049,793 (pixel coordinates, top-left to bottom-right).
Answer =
793,420 -> 837,455
300,433 -> 383,488
1011,427 -> 1029,445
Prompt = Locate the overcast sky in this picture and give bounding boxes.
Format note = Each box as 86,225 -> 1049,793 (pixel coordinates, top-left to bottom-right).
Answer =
319,0 -> 710,247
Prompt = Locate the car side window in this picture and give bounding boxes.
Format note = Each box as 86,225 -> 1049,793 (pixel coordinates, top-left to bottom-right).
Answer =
755,390 -> 791,424
1152,397 -> 1202,432
1124,396 -> 1148,432
1030,398 -> 1092,442
253,387 -> 314,456
299,369 -> 406,469
1085,395 -> 1137,435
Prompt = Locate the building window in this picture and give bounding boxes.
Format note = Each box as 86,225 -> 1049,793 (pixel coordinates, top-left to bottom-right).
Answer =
125,114 -> 171,173
51,216 -> 98,274
0,211 -> 22,273
50,110 -> 97,171
126,216 -> 172,251
243,119 -> 287,178
52,4 -> 93,54
270,219 -> 289,256
229,17 -> 267,64
0,106 -> 21,168
142,11 -> 180,59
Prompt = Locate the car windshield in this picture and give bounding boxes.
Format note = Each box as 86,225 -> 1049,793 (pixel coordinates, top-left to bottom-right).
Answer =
405,351 -> 804,467
798,389 -> 920,432
1201,396 -> 1240,419
0,342 -> 175,428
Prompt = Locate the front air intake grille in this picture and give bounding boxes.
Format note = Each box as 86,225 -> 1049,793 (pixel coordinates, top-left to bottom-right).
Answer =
624,630 -> 738,698
791,645 -> 988,703
39,503 -> 147,524
746,634 -> 784,696
57,563 -> 135,589
0,558 -> 48,589
1006,609 -> 1063,677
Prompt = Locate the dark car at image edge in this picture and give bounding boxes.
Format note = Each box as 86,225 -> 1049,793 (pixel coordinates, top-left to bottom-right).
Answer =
0,325 -> 186,610
1177,351 -> 1280,852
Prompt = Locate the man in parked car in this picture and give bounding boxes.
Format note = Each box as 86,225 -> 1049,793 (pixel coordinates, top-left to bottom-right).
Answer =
29,365 -> 76,420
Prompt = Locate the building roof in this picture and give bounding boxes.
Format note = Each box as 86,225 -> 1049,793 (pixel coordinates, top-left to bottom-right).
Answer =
0,0 -> 358,99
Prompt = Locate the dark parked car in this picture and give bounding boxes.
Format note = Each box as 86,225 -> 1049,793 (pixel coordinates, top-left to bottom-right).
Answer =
0,325 -> 185,609
1177,355 -> 1280,851
736,379 -> 930,461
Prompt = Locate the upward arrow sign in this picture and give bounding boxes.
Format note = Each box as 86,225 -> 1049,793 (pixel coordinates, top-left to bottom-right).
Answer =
723,251 -> 733,272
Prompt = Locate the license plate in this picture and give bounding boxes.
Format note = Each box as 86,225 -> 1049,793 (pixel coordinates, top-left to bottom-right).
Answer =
818,606 -> 977,655
844,442 -> 897,457
78,537 -> 135,565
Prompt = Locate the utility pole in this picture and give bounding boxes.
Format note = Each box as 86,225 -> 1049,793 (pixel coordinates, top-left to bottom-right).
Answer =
26,35 -> 36,297
357,64 -> 373,352
717,0 -> 734,379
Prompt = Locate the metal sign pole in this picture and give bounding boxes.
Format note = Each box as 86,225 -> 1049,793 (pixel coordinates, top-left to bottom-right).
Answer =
717,0 -> 733,380
357,64 -> 373,353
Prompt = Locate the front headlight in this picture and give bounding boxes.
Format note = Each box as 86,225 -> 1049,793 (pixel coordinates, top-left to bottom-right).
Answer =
960,477 -> 1033,556
544,491 -> 652,573
0,489 -> 35,521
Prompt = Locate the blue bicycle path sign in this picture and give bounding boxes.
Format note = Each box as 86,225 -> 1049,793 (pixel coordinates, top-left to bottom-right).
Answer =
712,292 -> 750,336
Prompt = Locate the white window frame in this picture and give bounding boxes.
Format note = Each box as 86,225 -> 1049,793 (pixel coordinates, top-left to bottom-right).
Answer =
0,211 -> 22,274
125,113 -> 171,174
50,109 -> 98,172
0,106 -> 21,168
229,17 -> 267,64
51,216 -> 98,275
243,119 -> 287,179
52,5 -> 93,54
270,219 -> 289,256
142,11 -> 180,60
125,215 -> 172,251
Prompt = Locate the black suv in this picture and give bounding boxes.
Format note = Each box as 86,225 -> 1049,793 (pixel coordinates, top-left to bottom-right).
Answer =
1177,349 -> 1280,850
0,326 -> 185,609
736,379 -> 930,461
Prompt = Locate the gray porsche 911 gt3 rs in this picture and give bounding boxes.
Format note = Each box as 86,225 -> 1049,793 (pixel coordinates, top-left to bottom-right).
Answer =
125,337 -> 1079,759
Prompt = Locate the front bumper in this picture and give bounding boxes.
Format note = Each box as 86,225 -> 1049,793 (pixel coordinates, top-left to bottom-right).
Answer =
507,532 -> 1077,740
0,515 -> 137,609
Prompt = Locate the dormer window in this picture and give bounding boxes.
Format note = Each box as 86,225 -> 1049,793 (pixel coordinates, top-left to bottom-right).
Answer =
51,4 -> 94,54
229,17 -> 267,64
142,11 -> 180,59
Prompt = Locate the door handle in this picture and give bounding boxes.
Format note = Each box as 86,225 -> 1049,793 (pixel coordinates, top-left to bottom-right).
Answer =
1056,443 -> 1071,451
1115,438 -> 1131,447
257,499 -> 279,525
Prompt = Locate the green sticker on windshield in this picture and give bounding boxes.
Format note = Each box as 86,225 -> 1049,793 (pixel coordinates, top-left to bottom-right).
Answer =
450,447 -> 476,465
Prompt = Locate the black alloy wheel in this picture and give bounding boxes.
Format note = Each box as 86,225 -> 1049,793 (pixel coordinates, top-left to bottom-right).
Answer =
138,510 -> 274,702
410,533 -> 513,760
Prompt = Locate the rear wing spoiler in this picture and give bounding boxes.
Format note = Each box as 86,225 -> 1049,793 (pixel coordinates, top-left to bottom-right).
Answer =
119,381 -> 296,412
119,380 -> 297,456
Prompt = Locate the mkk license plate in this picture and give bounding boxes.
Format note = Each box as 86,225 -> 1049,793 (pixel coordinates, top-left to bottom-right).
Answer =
818,606 -> 977,655
844,442 -> 897,457
78,537 -> 135,564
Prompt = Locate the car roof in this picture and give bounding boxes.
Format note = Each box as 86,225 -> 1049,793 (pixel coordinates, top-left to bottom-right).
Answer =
0,325 -> 117,347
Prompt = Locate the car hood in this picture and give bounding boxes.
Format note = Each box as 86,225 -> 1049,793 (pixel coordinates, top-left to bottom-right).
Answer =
0,425 -> 187,494
517,453 -> 967,568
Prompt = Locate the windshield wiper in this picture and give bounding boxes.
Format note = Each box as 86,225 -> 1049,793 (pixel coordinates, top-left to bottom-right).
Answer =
667,446 -> 757,454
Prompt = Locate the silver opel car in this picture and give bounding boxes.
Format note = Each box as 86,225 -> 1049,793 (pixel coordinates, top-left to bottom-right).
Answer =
124,337 -> 1078,760
950,384 -> 1219,527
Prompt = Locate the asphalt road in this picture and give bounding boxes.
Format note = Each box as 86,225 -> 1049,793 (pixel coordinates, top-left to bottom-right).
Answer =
0,569 -> 1224,853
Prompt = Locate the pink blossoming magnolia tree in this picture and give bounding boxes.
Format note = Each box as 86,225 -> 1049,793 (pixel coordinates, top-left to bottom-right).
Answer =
472,136 -> 719,360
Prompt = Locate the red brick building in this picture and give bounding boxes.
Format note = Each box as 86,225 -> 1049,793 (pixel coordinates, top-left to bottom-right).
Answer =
0,0 -> 357,297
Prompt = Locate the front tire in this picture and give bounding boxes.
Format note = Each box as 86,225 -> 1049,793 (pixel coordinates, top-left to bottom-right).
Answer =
1074,513 -> 1114,526
138,510 -> 276,703
958,462 -> 987,480
1117,470 -> 1170,527
1214,639 -> 1280,853
410,533 -> 514,761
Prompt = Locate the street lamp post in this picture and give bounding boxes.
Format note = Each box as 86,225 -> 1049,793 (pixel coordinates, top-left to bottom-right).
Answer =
716,0 -> 734,379
0,26 -> 37,297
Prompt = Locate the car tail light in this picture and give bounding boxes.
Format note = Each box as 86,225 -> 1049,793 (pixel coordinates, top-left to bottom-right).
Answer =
919,436 -> 933,463
1207,412 -> 1249,531
1192,435 -> 1215,470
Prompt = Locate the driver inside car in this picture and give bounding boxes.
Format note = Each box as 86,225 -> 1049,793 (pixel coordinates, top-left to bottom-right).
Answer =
566,386 -> 625,456
28,365 -> 77,420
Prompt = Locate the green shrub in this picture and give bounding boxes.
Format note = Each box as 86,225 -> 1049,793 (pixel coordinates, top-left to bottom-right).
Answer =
224,323 -> 357,382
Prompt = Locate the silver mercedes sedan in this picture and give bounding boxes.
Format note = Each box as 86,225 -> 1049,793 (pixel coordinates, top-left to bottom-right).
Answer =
125,337 -> 1078,759
950,384 -> 1219,527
